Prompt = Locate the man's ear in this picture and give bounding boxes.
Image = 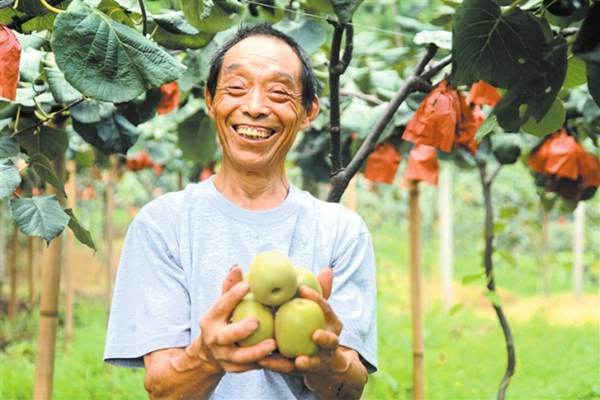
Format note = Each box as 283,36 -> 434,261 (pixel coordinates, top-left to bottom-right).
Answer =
205,87 -> 215,119
300,96 -> 320,130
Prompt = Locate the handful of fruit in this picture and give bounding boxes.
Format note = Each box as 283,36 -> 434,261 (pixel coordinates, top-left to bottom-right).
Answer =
231,251 -> 326,358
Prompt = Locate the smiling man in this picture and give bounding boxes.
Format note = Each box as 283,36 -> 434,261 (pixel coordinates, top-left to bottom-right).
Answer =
104,24 -> 377,399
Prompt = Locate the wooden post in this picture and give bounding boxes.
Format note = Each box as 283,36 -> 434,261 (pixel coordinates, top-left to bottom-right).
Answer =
439,165 -> 453,310
105,156 -> 116,308
28,236 -> 35,305
573,202 -> 585,300
409,180 -> 425,400
32,154 -> 65,400
8,224 -> 19,320
64,160 -> 77,344
540,210 -> 549,296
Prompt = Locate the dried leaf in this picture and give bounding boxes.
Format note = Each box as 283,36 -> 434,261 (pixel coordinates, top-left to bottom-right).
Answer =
466,80 -> 501,107
456,97 -> 484,154
0,25 -> 21,101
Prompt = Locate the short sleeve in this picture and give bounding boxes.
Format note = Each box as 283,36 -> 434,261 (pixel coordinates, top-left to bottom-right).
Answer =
329,216 -> 378,373
103,209 -> 191,368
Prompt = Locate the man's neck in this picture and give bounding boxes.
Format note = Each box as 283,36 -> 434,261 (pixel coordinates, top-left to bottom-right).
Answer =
213,166 -> 290,211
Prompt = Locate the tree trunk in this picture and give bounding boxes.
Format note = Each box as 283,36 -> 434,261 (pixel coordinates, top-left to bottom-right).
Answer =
28,236 -> 35,305
8,224 -> 19,320
64,160 -> 77,344
573,202 -> 585,300
105,156 -> 116,308
409,180 -> 425,400
439,164 -> 453,311
32,154 -> 65,400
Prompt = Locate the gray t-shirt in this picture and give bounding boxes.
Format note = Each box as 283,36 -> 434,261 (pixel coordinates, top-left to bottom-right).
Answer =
104,176 -> 378,399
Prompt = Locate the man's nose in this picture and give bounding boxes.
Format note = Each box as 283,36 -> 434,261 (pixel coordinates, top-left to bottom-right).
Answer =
241,88 -> 269,119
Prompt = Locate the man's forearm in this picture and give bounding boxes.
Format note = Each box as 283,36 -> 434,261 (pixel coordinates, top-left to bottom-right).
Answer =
303,349 -> 368,400
144,341 -> 224,400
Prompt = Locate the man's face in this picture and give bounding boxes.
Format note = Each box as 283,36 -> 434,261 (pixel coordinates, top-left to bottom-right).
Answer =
206,35 -> 319,174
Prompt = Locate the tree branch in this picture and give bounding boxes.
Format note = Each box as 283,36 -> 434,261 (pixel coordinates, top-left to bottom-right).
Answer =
326,44 -> 442,203
10,97 -> 85,138
327,20 -> 351,175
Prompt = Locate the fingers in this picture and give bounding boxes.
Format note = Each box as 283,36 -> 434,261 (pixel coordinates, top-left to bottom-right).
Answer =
215,318 -> 259,345
312,329 -> 339,350
258,354 -> 296,373
298,286 -> 342,334
216,339 -> 277,365
207,280 -> 250,320
295,353 -> 327,371
317,267 -> 333,299
222,265 -> 243,294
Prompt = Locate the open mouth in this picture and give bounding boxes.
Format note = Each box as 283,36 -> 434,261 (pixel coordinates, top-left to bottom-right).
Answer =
233,125 -> 276,141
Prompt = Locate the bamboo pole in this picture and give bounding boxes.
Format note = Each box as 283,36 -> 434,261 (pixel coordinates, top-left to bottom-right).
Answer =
32,154 -> 65,400
105,156 -> 116,308
540,210 -> 549,296
409,180 -> 425,400
439,165 -> 453,311
28,236 -> 35,305
573,202 -> 585,300
64,160 -> 77,344
8,224 -> 19,320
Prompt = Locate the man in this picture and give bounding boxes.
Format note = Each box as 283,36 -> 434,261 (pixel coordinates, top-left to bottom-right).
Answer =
104,24 -> 377,399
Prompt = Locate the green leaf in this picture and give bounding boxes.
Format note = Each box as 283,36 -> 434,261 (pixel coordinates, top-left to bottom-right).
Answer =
181,0 -> 241,33
72,112 -> 139,155
563,56 -> 587,89
521,98 -> 566,137
177,109 -> 217,163
572,3 -> 600,64
587,62 -> 600,108
499,206 -> 518,219
274,17 -> 327,55
330,0 -> 364,23
414,30 -> 452,50
0,134 -> 20,158
475,113 -> 499,142
493,221 -> 506,235
153,28 -> 215,50
21,13 -> 56,33
496,249 -> 517,268
448,303 -> 463,316
28,153 -> 65,196
462,272 -> 485,284
52,0 -> 184,103
483,291 -> 502,306
153,11 -> 199,35
0,160 -> 21,199
70,99 -> 116,124
44,64 -> 82,103
452,1 -> 545,88
64,208 -> 96,251
15,123 -> 69,160
10,195 -> 69,242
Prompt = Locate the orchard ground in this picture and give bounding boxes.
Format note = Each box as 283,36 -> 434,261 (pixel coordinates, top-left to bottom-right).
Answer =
1,167 -> 599,400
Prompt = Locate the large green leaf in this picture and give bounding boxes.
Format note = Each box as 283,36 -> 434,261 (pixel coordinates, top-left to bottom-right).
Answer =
10,195 -> 69,242
64,208 -> 96,251
153,11 -> 199,35
51,0 -> 184,103
274,17 -> 327,55
572,3 -> 600,64
117,88 -> 161,125
15,123 -> 69,160
563,56 -> 587,89
44,64 -> 82,103
330,0 -> 363,23
72,112 -> 139,155
0,134 -> 20,158
154,28 -> 215,50
70,99 -> 116,124
28,153 -> 66,196
588,62 -> 600,108
177,109 -> 217,163
181,0 -> 241,33
0,160 -> 21,199
521,98 -> 566,137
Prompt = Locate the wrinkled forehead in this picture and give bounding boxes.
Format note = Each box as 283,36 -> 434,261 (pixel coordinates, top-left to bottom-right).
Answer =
220,35 -> 303,84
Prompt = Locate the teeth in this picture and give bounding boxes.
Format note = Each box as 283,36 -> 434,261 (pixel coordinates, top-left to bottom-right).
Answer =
236,126 -> 272,140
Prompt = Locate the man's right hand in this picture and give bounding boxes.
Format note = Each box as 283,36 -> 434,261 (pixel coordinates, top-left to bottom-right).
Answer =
197,265 -> 277,373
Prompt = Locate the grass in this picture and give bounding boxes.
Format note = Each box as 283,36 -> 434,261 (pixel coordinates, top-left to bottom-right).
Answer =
0,214 -> 598,399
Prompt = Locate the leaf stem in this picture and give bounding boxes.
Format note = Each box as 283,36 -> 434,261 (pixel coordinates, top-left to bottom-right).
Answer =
10,97 -> 84,139
138,0 -> 147,36
40,0 -> 62,14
